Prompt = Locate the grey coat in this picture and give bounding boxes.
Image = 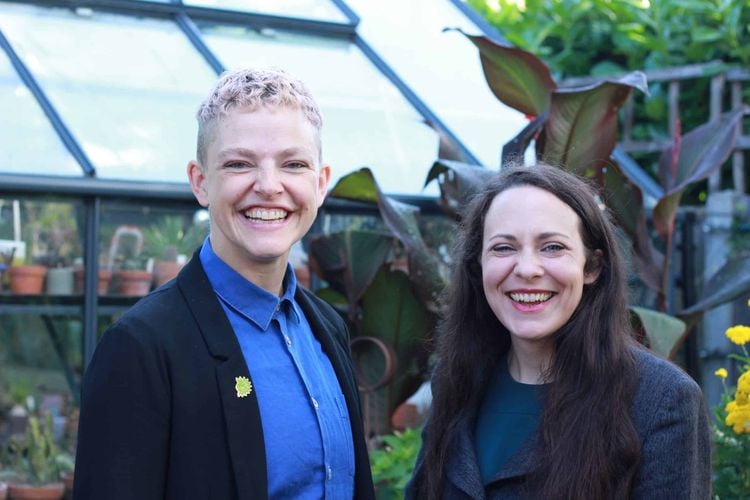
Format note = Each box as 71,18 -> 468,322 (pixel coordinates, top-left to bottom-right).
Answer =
407,347 -> 712,499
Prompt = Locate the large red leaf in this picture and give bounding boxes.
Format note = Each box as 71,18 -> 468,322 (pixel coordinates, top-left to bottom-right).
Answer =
542,72 -> 647,181
652,106 -> 749,238
451,28 -> 556,116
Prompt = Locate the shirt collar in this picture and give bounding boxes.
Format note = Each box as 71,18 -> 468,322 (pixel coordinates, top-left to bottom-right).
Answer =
199,237 -> 300,330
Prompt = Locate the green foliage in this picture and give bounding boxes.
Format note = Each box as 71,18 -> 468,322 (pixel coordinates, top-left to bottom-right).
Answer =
468,0 -> 750,78
370,426 -> 422,500
2,414 -> 73,486
142,215 -> 206,261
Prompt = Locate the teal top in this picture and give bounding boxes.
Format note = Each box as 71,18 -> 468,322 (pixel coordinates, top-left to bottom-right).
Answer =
474,356 -> 547,485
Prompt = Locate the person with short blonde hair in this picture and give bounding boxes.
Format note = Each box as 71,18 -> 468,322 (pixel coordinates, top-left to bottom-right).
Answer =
74,67 -> 375,500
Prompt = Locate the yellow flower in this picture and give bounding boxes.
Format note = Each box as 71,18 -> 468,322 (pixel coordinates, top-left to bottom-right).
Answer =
725,325 -> 750,346
715,368 -> 728,380
726,400 -> 750,434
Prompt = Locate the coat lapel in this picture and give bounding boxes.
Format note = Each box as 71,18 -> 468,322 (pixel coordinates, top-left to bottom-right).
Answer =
445,415 -> 486,499
177,255 -> 268,500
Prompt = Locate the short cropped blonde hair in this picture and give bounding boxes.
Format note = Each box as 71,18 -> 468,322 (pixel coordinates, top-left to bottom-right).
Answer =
195,67 -> 323,165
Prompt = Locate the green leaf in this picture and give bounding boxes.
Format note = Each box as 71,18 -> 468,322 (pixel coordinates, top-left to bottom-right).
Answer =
652,106 -> 749,238
362,269 -> 433,411
330,168 -> 446,304
308,230 -> 393,307
630,306 -> 686,359
542,72 -> 647,180
450,28 -> 557,116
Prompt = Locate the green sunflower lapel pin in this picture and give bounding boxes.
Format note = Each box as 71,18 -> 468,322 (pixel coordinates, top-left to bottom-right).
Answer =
235,376 -> 253,398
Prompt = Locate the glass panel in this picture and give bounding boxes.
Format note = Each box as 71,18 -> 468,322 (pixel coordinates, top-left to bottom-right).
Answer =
186,0 -> 348,23
99,200 -> 208,297
199,24 -> 440,195
345,0 -> 528,169
0,195 -> 85,461
0,48 -> 81,176
0,3 -> 218,183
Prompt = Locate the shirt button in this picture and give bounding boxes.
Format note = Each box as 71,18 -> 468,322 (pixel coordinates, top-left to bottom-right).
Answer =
284,335 -> 292,346
312,398 -> 319,410
327,465 -> 332,481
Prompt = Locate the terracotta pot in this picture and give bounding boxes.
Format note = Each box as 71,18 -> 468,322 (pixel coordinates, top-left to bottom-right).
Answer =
73,268 -> 112,295
7,483 -> 64,500
8,265 -> 47,295
114,270 -> 153,297
152,260 -> 182,288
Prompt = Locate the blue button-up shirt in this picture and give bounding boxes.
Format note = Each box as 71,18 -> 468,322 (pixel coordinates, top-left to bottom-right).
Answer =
200,240 -> 355,499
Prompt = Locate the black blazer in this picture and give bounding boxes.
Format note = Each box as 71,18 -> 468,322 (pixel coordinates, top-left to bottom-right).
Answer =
74,255 -> 375,500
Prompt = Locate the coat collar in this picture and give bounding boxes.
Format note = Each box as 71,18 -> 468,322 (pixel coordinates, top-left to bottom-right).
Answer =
445,408 -> 542,498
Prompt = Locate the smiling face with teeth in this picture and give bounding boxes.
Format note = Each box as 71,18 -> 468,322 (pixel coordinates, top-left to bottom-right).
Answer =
188,105 -> 330,292
481,185 -> 600,354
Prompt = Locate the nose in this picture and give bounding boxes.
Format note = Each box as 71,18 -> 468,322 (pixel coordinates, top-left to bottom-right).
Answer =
513,250 -> 543,279
253,164 -> 283,197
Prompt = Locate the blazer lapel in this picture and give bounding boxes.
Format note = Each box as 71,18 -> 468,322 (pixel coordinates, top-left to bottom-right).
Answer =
445,415 -> 486,499
177,255 -> 268,500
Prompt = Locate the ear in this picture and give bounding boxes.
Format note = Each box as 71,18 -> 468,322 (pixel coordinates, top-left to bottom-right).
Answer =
316,163 -> 331,207
584,249 -> 603,285
187,160 -> 209,208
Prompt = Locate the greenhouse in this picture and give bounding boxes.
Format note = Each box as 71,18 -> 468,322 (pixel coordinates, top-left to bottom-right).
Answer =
1,0 -> 749,497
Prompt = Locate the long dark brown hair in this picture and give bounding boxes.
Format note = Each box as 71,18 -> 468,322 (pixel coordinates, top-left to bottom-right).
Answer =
415,163 -> 641,499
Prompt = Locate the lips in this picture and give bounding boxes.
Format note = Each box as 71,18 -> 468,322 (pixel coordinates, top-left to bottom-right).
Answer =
243,207 -> 288,222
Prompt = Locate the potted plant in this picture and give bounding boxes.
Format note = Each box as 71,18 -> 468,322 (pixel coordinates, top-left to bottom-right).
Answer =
143,215 -> 205,288
107,225 -> 153,297
2,413 -> 73,500
8,257 -> 47,296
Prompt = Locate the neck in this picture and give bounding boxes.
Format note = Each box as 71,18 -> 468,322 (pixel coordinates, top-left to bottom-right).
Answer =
237,260 -> 288,297
507,341 -> 554,384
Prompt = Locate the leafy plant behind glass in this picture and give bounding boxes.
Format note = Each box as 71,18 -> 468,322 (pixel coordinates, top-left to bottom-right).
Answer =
430,30 -> 749,357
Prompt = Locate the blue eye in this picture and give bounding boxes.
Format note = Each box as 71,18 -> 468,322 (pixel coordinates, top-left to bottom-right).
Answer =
285,161 -> 308,169
224,162 -> 248,170
542,243 -> 565,252
491,244 -> 514,253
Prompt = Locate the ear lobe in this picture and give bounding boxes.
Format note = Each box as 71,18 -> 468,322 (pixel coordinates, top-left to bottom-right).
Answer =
187,160 -> 209,208
317,164 -> 331,207
584,249 -> 603,285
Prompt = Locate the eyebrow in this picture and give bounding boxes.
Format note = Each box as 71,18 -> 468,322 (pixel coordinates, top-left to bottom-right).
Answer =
217,146 -> 316,161
487,232 -> 572,242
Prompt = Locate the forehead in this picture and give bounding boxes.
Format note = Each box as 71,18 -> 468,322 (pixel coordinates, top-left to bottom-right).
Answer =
484,185 -> 582,237
206,104 -> 321,157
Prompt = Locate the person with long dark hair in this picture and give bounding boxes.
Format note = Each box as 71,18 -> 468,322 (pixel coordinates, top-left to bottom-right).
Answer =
407,164 -> 711,499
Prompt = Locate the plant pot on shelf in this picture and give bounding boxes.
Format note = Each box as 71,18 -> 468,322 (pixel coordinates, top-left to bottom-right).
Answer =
8,265 -> 47,295
45,267 -> 74,295
152,260 -> 182,288
7,482 -> 65,500
73,268 -> 112,295
114,269 -> 153,297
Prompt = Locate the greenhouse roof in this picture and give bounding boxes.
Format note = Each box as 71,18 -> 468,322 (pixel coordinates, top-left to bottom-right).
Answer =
0,0 -> 524,196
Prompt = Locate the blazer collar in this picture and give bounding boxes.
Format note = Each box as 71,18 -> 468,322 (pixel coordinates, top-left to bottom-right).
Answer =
176,253 -> 268,499
445,409 -> 542,498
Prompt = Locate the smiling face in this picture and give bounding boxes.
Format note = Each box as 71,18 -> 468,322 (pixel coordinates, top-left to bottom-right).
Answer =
188,105 -> 330,285
481,185 -> 600,352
